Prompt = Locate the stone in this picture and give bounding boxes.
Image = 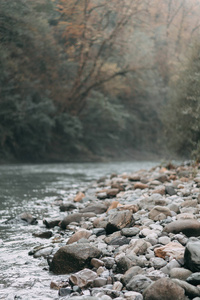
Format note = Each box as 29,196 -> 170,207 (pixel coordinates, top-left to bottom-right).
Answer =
171,278 -> 200,298
101,257 -> 115,269
163,219 -> 200,237
93,228 -> 106,236
124,291 -> 143,300
187,273 -> 200,285
116,256 -> 133,273
184,238 -> 200,272
106,189 -> 120,197
118,204 -> 139,213
19,212 -> 38,225
105,210 -> 134,234
59,288 -> 73,296
165,185 -> 176,196
60,203 -> 77,212
50,243 -> 101,274
126,239 -> 150,256
113,281 -> 123,291
160,259 -> 182,275
67,229 -> 91,244
158,236 -> 171,245
126,275 -> 152,293
154,242 -> 185,260
149,257 -> 167,269
134,183 -> 148,189
121,266 -> 143,286
121,227 -> 140,237
149,206 -> 172,221
43,218 -> 62,228
93,277 -> 107,287
156,174 -> 169,183
74,192 -> 85,202
32,231 -> 53,239
69,269 -> 98,288
143,278 -> 185,300
170,268 -> 192,281
91,258 -> 104,268
79,204 -> 107,214
60,213 -> 95,229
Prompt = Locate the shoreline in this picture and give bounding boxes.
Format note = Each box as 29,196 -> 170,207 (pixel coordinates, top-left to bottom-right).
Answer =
25,161 -> 200,299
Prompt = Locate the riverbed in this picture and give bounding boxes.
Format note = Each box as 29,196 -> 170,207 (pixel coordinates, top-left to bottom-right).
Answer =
0,161 -> 159,300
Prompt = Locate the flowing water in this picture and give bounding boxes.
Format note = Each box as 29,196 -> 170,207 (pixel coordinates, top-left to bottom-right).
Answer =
0,161 -> 159,300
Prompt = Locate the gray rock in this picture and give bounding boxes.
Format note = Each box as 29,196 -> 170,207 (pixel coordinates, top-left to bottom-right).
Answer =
126,275 -> 152,293
149,206 -> 172,221
149,257 -> 167,269
60,203 -> 77,212
170,268 -> 192,281
165,186 -> 176,196
101,257 -> 115,269
79,204 -> 107,214
32,231 -> 53,239
59,288 -> 72,296
121,227 -> 140,237
50,243 -> 101,274
143,278 -> 185,300
93,277 -> 107,287
43,218 -> 61,228
121,266 -> 143,286
184,238 -> 200,272
163,220 -> 200,237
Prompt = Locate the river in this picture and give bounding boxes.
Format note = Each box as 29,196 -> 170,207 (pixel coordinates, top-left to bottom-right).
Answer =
0,161 -> 159,300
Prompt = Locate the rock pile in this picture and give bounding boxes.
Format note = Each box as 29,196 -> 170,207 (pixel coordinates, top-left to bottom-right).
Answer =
29,162 -> 200,300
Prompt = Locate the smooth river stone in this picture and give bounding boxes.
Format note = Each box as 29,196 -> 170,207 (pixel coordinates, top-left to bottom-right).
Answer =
163,219 -> 200,237
149,206 -> 172,221
143,278 -> 185,300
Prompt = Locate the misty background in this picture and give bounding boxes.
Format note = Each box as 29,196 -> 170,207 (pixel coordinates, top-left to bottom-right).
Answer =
1,0 -> 200,163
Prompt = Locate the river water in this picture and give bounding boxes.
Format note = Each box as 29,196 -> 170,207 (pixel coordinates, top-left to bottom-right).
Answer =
0,161 -> 159,300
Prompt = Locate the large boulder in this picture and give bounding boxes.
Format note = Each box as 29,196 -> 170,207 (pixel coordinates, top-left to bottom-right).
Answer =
143,278 -> 185,300
50,243 -> 101,274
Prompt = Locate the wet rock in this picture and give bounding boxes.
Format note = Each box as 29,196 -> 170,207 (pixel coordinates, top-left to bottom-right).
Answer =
29,244 -> 54,258
93,228 -> 106,236
5,212 -> 38,225
163,219 -> 200,237
126,274 -> 152,293
184,238 -> 200,272
149,206 -> 172,221
154,242 -> 185,260
60,203 -> 77,212
69,268 -> 98,288
105,210 -> 134,234
32,231 -> 53,239
107,236 -> 130,246
43,218 -> 61,228
60,213 -> 95,229
50,243 -> 101,274
143,278 -> 185,300
67,229 -> 91,244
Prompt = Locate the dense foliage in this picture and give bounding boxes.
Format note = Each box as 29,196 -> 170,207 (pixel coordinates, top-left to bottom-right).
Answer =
0,0 -> 200,162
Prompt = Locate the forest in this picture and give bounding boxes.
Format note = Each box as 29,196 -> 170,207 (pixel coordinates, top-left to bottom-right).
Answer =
1,0 -> 200,163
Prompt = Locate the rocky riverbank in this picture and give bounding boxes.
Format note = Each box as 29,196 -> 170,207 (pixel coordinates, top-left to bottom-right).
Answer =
19,162 -> 200,299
